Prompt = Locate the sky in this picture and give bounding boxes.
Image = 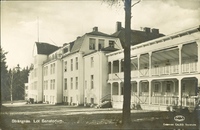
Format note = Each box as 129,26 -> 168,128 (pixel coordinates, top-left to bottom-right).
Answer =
1,0 -> 200,69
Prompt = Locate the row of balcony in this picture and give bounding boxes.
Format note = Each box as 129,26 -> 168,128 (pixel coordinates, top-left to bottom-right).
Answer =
112,95 -> 197,107
109,62 -> 198,80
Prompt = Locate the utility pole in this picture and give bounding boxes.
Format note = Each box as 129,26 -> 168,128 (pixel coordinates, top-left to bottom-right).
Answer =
122,0 -> 132,126
122,0 -> 141,126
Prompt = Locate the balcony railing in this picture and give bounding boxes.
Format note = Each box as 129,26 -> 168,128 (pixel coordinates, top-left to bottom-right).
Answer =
114,95 -> 197,107
109,62 -> 198,80
182,62 -> 197,73
151,96 -> 196,107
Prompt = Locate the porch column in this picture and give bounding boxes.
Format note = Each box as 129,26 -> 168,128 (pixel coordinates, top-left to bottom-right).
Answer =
197,41 -> 200,73
178,44 -> 183,74
149,52 -> 152,77
111,61 -> 113,74
111,61 -> 113,80
137,54 -> 140,78
118,82 -> 121,96
178,78 -> 182,107
172,80 -> 175,93
110,82 -> 113,97
149,80 -> 152,105
137,81 -> 140,96
119,59 -> 121,73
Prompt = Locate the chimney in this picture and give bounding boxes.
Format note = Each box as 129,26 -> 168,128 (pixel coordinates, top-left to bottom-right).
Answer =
152,28 -> 159,35
116,21 -> 121,32
93,27 -> 98,32
143,27 -> 150,33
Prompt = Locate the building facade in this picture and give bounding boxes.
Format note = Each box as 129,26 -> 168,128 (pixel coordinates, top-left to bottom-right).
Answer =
27,22 -> 199,110
107,25 -> 200,110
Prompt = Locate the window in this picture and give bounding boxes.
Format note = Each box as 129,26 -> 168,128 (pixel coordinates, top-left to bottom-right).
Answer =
91,75 -> 94,89
63,47 -> 69,53
71,78 -> 73,89
53,63 -> 55,74
50,80 -> 55,90
46,66 -> 48,75
70,97 -> 73,103
71,59 -> 73,71
66,96 -> 68,102
182,83 -> 185,92
98,39 -> 104,50
50,64 -> 53,74
64,78 -> 67,90
50,80 -> 53,90
91,98 -> 94,104
166,84 -> 171,92
52,54 -> 55,59
64,61 -> 67,72
91,57 -> 94,67
76,77 -> 78,89
154,83 -> 159,92
46,81 -> 48,90
109,40 -> 115,48
89,38 -> 96,50
53,79 -> 55,90
76,57 -> 78,70
143,83 -> 148,92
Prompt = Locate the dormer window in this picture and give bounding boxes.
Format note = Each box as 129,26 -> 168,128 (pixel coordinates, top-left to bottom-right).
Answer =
98,39 -> 104,50
89,38 -> 96,50
63,47 -> 69,53
52,54 -> 55,59
109,40 -> 115,48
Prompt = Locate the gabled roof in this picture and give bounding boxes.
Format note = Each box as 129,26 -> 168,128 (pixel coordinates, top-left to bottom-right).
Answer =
35,42 -> 59,55
112,29 -> 165,48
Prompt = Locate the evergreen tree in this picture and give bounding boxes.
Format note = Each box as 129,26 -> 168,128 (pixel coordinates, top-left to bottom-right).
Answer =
1,47 -> 9,101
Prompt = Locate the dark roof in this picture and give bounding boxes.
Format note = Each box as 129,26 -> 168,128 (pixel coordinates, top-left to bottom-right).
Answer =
70,36 -> 85,53
86,31 -> 115,38
35,42 -> 59,55
112,29 -> 165,48
101,46 -> 119,52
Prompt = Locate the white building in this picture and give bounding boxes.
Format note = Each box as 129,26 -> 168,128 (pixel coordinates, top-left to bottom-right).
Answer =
27,22 -> 199,110
107,25 -> 200,110
28,42 -> 59,103
62,27 -> 123,105
43,48 -> 63,104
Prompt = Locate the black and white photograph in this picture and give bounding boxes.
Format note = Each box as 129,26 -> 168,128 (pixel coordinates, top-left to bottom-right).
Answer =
1,0 -> 200,129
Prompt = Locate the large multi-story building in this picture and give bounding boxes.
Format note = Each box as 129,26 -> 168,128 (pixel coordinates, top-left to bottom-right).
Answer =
107,25 -> 200,110
27,22 -> 199,110
28,42 -> 59,103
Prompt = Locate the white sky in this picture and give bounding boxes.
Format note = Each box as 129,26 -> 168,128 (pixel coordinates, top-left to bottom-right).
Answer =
1,0 -> 200,69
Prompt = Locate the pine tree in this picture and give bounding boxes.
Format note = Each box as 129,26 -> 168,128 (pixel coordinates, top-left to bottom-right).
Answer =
1,47 -> 9,101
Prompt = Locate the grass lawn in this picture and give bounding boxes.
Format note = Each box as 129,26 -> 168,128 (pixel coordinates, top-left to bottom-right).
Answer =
0,104 -> 199,130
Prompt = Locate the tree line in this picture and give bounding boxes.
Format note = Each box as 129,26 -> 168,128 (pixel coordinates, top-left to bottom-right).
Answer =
1,47 -> 33,101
